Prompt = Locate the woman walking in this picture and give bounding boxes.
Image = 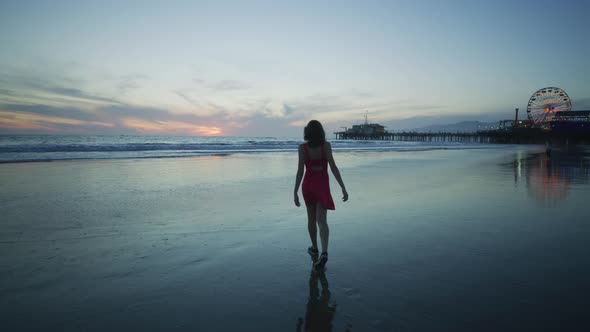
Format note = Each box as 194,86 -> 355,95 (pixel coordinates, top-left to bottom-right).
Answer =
294,120 -> 348,270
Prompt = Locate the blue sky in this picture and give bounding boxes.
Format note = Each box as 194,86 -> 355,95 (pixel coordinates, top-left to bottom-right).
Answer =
1,0 -> 588,136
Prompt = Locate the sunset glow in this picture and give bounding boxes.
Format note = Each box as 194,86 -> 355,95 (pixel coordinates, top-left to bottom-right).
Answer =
0,1 -> 588,136
0,110 -> 114,131
121,117 -> 223,136
0,117 -> 58,132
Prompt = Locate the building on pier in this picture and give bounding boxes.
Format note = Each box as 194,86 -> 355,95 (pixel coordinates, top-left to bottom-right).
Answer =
334,112 -> 390,140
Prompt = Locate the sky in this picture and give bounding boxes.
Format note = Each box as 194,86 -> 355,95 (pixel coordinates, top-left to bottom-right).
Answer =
0,0 -> 588,137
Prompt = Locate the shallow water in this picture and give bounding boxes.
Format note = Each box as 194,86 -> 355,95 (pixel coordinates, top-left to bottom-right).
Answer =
1,145 -> 589,331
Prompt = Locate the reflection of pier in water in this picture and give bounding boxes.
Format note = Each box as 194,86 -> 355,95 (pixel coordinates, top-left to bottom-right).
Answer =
512,147 -> 590,203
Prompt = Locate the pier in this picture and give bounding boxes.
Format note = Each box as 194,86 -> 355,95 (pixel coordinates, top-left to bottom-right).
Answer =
333,131 -> 489,143
333,129 -> 590,144
334,104 -> 590,144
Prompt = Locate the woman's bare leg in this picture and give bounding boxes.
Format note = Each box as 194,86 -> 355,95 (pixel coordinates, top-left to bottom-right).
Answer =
306,204 -> 318,249
316,204 -> 329,253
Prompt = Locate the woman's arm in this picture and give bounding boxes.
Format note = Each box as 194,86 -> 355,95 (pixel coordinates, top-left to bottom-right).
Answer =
293,144 -> 305,206
326,142 -> 348,202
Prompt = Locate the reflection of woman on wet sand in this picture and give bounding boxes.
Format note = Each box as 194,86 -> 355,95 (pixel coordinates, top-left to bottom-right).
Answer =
296,271 -> 337,332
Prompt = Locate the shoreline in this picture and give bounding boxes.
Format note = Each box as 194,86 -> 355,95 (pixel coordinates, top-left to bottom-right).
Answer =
0,143 -> 521,165
0,134 -> 521,164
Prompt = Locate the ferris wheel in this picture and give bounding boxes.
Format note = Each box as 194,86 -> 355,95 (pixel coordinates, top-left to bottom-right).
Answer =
526,87 -> 571,128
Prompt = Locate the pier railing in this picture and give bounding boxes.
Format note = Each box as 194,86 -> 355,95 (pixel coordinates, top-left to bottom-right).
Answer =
333,129 -> 590,144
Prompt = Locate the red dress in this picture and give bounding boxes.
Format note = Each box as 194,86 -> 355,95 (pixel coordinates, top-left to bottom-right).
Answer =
302,143 -> 335,210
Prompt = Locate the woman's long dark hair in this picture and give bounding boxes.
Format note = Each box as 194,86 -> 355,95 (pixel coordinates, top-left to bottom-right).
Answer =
304,120 -> 326,148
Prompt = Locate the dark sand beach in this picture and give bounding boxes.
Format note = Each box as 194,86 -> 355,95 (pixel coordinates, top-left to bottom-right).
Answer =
1,145 -> 589,331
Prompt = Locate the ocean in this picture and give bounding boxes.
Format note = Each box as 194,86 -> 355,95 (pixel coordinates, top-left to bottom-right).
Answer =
0,134 -> 499,163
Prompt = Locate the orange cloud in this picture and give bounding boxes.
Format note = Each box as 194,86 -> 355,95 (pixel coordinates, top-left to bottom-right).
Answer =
0,110 -> 114,131
121,117 -> 223,136
289,120 -> 307,127
0,117 -> 59,131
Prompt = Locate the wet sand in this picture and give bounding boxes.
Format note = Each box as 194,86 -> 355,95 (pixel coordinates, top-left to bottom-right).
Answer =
1,146 -> 589,331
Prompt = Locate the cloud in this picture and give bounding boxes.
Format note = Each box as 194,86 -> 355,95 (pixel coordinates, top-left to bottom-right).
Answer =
283,103 -> 296,116
173,90 -> 201,108
279,93 -> 447,128
191,77 -> 252,92
0,110 -> 113,127
0,103 -> 225,135
380,112 -> 514,131
0,70 -> 120,107
0,89 -> 16,96
2,59 -> 500,136
229,113 -> 303,137
288,120 -> 307,127
41,86 -> 117,104
0,64 -> 154,109
119,118 -> 222,136
0,117 -> 59,132
208,80 -> 251,91
0,92 -> 514,136
118,73 -> 149,95
0,96 -> 318,136
1,104 -> 103,121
